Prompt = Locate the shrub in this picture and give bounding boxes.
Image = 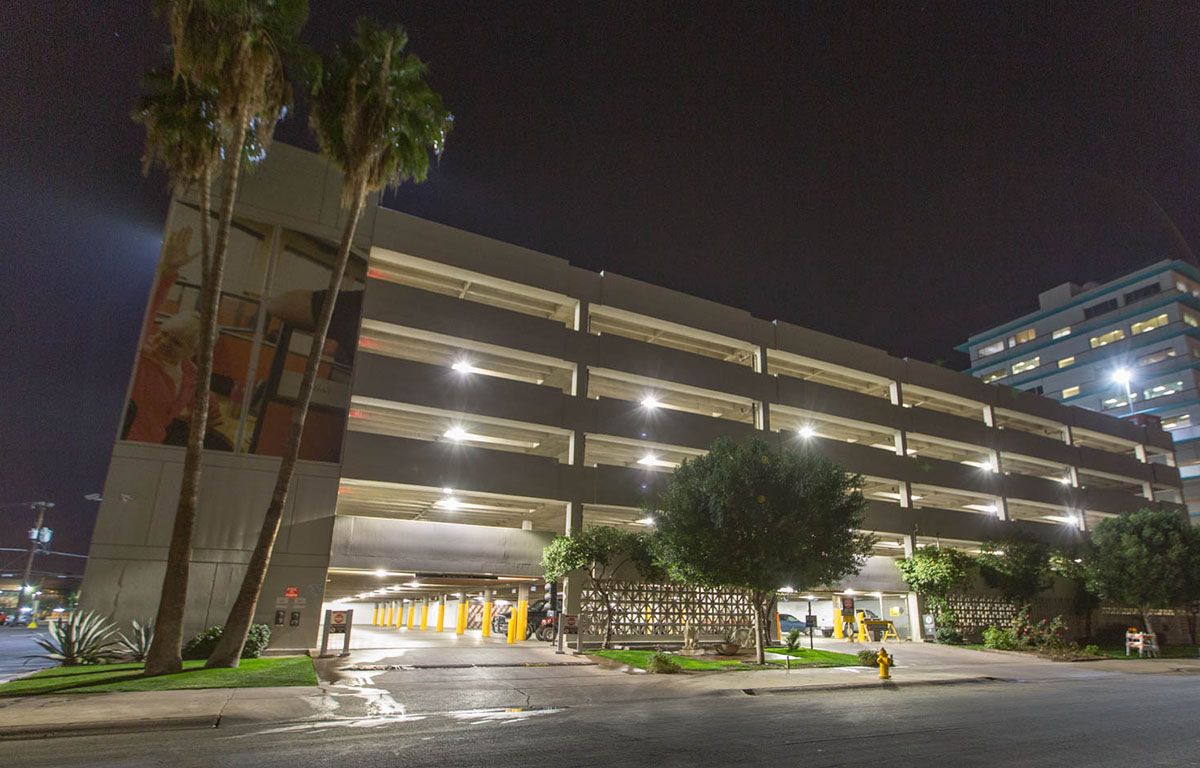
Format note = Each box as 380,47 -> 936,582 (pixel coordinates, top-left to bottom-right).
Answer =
32,611 -> 119,666
983,625 -> 1019,650
182,624 -> 271,661
1082,644 -> 1102,657
935,626 -> 964,644
645,651 -> 682,674
857,649 -> 878,667
116,619 -> 154,662
784,628 -> 802,652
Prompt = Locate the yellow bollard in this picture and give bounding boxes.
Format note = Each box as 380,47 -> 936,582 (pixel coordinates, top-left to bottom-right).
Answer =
457,598 -> 468,636
437,598 -> 446,632
856,612 -> 869,643
26,619 -> 37,629
775,612 -> 783,643
517,599 -> 528,641
506,607 -> 517,644
482,599 -> 493,638
372,604 -> 380,626
833,609 -> 845,639
385,602 -> 394,627
406,601 -> 415,630
420,601 -> 429,631
395,601 -> 404,628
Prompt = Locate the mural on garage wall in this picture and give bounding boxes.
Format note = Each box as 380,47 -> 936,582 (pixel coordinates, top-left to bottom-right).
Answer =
120,200 -> 366,462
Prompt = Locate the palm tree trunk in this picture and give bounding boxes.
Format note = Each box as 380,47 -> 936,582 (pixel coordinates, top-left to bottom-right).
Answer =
206,181 -> 368,668
751,590 -> 765,665
144,112 -> 246,677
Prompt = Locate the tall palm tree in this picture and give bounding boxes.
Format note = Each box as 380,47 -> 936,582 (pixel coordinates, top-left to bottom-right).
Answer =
143,0 -> 307,677
206,19 -> 451,668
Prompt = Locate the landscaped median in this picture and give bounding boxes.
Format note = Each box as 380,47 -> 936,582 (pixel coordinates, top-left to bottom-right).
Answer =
590,647 -> 861,672
0,656 -> 317,697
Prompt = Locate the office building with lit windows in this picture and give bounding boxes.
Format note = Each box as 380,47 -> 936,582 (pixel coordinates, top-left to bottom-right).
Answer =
959,260 -> 1200,521
80,145 -> 1185,649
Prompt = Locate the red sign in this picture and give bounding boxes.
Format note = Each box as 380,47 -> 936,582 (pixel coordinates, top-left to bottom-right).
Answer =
284,586 -> 300,599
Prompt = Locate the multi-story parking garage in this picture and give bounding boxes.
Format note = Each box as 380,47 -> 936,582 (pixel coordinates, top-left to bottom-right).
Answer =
80,144 -> 1185,649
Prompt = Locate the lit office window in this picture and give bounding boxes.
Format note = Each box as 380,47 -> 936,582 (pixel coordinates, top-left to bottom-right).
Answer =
1185,313 -> 1200,328
1089,329 -> 1126,348
1102,395 -> 1134,409
982,369 -> 1008,384
1131,313 -> 1169,335
1143,380 -> 1184,401
1007,328 -> 1036,347
1052,326 -> 1071,339
1011,356 -> 1040,375
1137,348 -> 1177,367
1161,413 -> 1191,431
977,340 -> 1005,358
1062,385 -> 1080,399
1057,356 -> 1075,368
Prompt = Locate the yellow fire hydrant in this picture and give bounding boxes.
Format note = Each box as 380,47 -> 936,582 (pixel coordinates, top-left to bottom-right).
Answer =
876,647 -> 893,680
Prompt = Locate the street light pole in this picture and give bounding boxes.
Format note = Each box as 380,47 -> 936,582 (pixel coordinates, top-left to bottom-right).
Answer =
15,501 -> 53,620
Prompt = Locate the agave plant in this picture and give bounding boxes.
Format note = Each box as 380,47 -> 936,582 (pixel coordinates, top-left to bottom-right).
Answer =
116,620 -> 155,662
32,611 -> 119,666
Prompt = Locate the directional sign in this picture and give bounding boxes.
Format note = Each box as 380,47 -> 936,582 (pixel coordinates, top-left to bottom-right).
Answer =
329,610 -> 348,634
284,586 -> 300,599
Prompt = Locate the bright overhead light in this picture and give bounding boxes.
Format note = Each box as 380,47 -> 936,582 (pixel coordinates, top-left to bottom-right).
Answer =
444,426 -> 468,441
442,487 -> 453,494
964,503 -> 998,514
1112,368 -> 1133,385
779,586 -> 795,594
451,359 -> 476,374
636,516 -> 656,526
374,569 -> 388,577
803,595 -> 817,601
798,426 -> 816,439
440,497 -> 462,510
407,580 -> 421,588
640,395 -> 661,409
1059,476 -> 1072,485
637,453 -> 679,469
844,588 -> 856,595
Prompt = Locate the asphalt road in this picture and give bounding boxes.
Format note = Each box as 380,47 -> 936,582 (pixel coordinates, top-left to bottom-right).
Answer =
13,674 -> 1200,767
0,626 -> 51,682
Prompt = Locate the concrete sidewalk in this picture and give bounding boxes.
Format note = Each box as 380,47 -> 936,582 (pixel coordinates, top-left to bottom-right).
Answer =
2,640 -> 1197,740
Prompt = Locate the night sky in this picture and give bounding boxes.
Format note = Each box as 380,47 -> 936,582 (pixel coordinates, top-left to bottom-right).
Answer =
2,2 -> 1199,559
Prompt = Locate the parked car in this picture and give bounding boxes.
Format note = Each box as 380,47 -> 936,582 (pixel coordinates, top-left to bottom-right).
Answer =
491,598 -> 552,639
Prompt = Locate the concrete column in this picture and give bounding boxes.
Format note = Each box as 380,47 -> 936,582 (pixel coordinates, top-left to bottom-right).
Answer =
397,600 -> 406,629
515,583 -> 531,642
893,428 -> 909,458
419,599 -> 429,631
1063,424 -> 1074,446
482,589 -> 493,639
903,533 -> 925,642
983,404 -> 997,428
456,593 -> 468,635
898,481 -> 915,508
372,604 -> 380,626
1135,444 -> 1148,464
436,594 -> 447,632
889,381 -> 904,407
406,600 -> 415,630
995,496 -> 1010,522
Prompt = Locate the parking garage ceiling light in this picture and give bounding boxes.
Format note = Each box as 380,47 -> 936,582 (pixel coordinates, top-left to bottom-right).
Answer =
637,453 -> 679,468
636,516 -> 656,526
798,426 -> 816,439
640,395 -> 661,409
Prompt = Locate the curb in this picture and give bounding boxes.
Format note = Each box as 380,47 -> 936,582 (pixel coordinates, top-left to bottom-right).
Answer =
739,675 -> 1003,696
0,715 -> 219,741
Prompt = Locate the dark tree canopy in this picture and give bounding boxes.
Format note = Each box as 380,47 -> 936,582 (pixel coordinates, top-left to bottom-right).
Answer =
977,536 -> 1053,604
1088,508 -> 1196,633
652,438 -> 873,594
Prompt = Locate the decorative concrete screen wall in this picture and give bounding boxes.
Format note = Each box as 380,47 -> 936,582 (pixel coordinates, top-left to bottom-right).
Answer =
580,581 -> 755,641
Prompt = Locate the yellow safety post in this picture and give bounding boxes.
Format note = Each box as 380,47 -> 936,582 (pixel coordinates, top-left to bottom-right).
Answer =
395,601 -> 404,628
385,602 -> 394,627
856,612 -> 869,643
456,596 -> 468,636
406,601 -> 415,630
506,606 -> 517,644
420,600 -> 429,630
833,598 -> 845,639
516,598 -> 528,641
775,612 -> 783,643
436,597 -> 446,632
26,618 -> 37,629
372,604 -> 380,626
482,597 -> 493,638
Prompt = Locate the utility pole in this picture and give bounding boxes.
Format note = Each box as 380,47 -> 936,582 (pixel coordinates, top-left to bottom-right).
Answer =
15,501 -> 53,621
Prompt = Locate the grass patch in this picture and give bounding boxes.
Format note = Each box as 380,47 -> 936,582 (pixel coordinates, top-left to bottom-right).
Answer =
1087,644 -> 1200,660
592,648 -> 858,671
0,656 -> 317,697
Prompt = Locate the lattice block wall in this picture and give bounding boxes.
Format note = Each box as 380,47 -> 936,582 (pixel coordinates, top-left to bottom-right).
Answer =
580,581 -> 755,638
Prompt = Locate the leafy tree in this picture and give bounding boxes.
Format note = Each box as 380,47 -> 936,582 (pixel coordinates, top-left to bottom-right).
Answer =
652,438 -> 873,664
895,545 -> 975,641
542,526 -> 658,649
1050,548 -> 1101,640
205,19 -> 451,668
977,536 -> 1053,606
143,0 -> 307,677
1087,508 -> 1194,634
